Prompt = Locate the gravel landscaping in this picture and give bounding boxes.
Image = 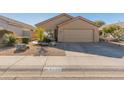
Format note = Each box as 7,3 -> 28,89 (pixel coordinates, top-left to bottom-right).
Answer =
0,43 -> 66,56
0,44 -> 41,56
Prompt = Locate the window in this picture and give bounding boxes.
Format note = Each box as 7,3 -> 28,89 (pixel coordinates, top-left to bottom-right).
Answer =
22,31 -> 30,37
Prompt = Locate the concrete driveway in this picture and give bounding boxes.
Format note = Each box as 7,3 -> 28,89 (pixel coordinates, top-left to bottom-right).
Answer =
57,42 -> 124,58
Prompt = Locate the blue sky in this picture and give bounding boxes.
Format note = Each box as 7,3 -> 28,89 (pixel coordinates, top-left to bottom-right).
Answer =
0,13 -> 124,26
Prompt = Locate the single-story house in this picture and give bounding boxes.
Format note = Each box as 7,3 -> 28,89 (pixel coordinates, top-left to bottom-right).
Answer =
35,13 -> 99,42
0,15 -> 35,41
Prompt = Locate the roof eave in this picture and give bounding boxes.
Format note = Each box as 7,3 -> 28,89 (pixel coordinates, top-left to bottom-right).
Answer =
35,13 -> 73,26
0,15 -> 35,30
58,16 -> 99,28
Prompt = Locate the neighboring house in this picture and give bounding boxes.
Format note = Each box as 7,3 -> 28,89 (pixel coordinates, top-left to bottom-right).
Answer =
36,13 -> 99,42
0,16 -> 35,41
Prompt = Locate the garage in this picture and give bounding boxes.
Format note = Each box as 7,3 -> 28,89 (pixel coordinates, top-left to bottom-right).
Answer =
58,16 -> 99,42
62,29 -> 94,42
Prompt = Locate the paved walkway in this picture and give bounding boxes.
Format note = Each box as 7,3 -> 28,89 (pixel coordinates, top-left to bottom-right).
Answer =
0,56 -> 124,79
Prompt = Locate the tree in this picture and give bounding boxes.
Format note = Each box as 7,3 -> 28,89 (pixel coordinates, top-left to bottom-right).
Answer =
102,24 -> 120,34
35,27 -> 45,41
94,20 -> 105,27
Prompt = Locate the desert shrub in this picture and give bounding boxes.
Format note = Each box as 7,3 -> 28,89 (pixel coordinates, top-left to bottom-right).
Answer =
22,38 -> 30,44
43,31 -> 55,43
102,24 -> 120,34
101,25 -> 123,41
112,29 -> 124,41
2,33 -> 16,46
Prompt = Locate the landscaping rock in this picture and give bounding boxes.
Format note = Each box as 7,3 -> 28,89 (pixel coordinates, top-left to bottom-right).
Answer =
49,41 -> 56,46
38,42 -> 49,46
15,44 -> 28,51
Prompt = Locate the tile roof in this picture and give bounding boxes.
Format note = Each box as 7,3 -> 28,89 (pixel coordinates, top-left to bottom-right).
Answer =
0,15 -> 35,30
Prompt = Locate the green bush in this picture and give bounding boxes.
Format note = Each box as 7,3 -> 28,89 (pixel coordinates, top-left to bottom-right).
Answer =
101,25 -> 123,41
102,25 -> 120,34
22,38 -> 29,44
43,36 -> 51,43
112,29 -> 124,41
2,33 -> 16,46
42,31 -> 54,43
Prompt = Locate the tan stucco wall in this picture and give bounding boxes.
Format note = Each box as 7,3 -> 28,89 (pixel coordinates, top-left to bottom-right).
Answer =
36,16 -> 72,31
93,28 -> 99,42
58,19 -> 99,42
0,19 -> 32,39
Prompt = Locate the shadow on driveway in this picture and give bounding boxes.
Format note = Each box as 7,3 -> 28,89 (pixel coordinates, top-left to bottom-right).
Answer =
51,42 -> 124,58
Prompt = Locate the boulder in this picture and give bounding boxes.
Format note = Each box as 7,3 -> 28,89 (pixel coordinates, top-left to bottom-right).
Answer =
15,44 -> 28,51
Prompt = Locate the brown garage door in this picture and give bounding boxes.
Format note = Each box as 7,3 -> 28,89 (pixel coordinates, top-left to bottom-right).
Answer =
62,29 -> 94,42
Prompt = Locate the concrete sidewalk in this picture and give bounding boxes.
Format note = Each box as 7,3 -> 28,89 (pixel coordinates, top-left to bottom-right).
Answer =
0,56 -> 124,79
